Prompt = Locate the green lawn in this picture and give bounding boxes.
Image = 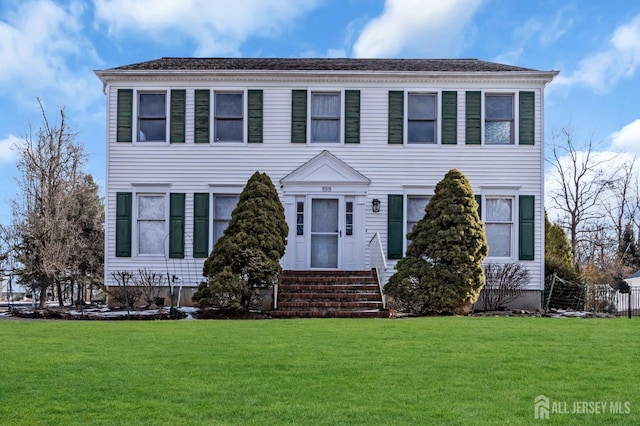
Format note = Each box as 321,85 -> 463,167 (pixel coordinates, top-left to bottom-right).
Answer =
0,317 -> 637,425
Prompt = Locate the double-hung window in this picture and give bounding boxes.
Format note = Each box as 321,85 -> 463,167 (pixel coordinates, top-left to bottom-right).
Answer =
213,195 -> 240,244
215,92 -> 243,142
387,193 -> 433,259
138,93 -> 166,142
311,92 -> 340,143
137,194 -> 166,255
485,94 -> 514,144
117,190 -> 185,258
407,94 -> 436,144
485,197 -> 513,257
406,196 -> 431,237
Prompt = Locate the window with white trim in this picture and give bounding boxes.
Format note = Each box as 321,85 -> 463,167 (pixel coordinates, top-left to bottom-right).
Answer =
214,92 -> 243,142
311,92 -> 340,143
408,93 -> 436,144
213,195 -> 240,244
485,197 -> 513,257
406,195 -> 431,237
137,194 -> 166,255
138,92 -> 166,141
485,94 -> 514,144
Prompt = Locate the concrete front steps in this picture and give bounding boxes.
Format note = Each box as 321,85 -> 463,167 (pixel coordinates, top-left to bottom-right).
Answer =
271,270 -> 387,318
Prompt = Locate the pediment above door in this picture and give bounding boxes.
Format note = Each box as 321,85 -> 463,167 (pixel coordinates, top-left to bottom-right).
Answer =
281,151 -> 370,193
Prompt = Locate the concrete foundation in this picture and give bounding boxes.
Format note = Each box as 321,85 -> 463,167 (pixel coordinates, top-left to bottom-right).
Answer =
473,289 -> 543,311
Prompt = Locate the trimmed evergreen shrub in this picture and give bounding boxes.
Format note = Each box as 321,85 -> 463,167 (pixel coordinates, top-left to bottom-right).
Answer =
385,169 -> 488,314
193,172 -> 288,311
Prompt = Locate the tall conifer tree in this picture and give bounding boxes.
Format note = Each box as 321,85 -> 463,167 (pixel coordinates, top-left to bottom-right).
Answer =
194,172 -> 288,310
385,169 -> 488,314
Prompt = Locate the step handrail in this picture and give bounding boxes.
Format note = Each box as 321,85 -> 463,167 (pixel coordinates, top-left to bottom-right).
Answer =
367,232 -> 388,309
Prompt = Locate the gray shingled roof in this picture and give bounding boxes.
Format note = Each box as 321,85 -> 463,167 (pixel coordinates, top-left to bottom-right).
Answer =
108,57 -> 540,73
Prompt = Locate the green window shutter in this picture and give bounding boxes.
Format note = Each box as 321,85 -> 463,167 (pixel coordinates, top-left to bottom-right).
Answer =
116,89 -> 133,143
193,193 -> 210,258
388,91 -> 404,144
345,90 -> 360,144
248,89 -> 263,143
194,89 -> 210,143
441,91 -> 458,144
115,192 -> 132,257
465,91 -> 481,145
519,91 -> 535,145
388,194 -> 404,259
291,89 -> 307,143
169,193 -> 185,259
170,89 -> 186,143
519,195 -> 535,261
475,194 -> 482,219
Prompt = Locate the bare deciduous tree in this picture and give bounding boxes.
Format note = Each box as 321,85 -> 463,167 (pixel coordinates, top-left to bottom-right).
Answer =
10,99 -> 103,306
604,155 -> 639,245
547,127 -> 618,266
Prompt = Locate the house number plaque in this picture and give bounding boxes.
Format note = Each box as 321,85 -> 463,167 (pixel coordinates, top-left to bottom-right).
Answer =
322,186 -> 332,192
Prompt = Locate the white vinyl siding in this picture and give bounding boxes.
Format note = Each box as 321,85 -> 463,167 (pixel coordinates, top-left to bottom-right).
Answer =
105,79 -> 547,292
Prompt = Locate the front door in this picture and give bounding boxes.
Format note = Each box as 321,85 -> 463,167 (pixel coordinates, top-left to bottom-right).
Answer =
310,198 -> 340,268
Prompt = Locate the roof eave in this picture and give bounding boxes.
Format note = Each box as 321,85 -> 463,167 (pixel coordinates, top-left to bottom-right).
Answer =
95,68 -> 559,84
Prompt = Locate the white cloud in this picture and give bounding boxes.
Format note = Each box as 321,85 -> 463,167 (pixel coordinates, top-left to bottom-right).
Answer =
0,1 -> 100,111
0,135 -> 23,166
93,0 -> 319,56
539,11 -> 572,47
552,14 -> 640,93
351,0 -> 485,58
518,9 -> 572,47
492,48 -> 523,66
610,119 -> 640,154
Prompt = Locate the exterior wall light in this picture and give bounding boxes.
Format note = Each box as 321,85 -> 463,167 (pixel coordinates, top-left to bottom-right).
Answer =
372,198 -> 381,213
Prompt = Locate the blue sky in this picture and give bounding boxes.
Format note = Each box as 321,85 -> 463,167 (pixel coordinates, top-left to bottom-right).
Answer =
1,0 -> 640,225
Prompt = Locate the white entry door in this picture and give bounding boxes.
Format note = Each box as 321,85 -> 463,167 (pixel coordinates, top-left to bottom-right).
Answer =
310,198 -> 340,268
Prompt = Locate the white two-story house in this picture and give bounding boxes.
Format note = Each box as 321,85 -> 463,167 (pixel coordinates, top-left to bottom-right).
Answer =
95,58 -> 557,309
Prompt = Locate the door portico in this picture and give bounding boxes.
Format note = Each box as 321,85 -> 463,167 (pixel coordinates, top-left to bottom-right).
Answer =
281,151 -> 370,270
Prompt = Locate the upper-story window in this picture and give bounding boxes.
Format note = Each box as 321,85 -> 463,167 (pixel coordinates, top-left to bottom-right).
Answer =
407,94 -> 436,144
215,92 -> 244,142
311,92 -> 341,143
138,93 -> 166,142
291,89 -> 359,144
485,94 -> 514,145
388,91 -> 453,145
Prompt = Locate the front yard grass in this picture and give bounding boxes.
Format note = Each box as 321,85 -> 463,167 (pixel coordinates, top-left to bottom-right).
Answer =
0,317 -> 638,425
